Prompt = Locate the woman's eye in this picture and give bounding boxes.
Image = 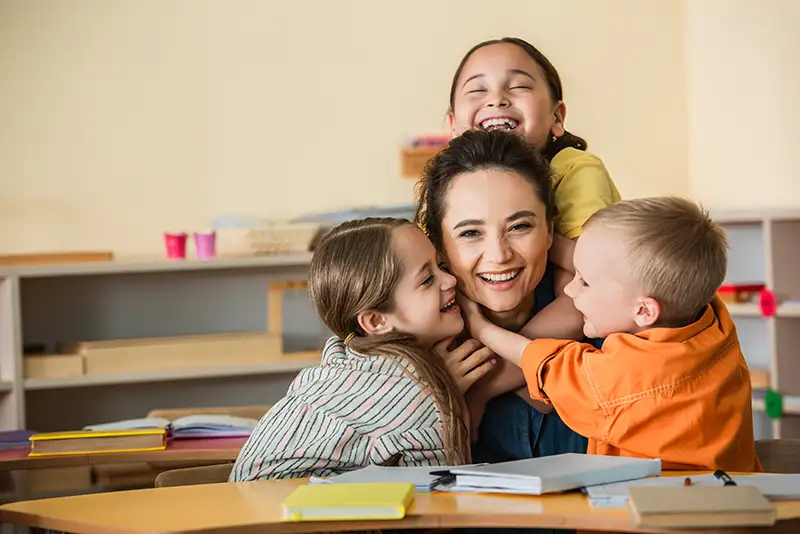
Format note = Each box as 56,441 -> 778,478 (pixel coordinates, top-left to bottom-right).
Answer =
438,262 -> 451,274
510,223 -> 532,232
458,229 -> 481,238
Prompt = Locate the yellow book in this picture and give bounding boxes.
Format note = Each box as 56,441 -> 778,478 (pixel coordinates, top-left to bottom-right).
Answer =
29,429 -> 167,457
281,482 -> 415,522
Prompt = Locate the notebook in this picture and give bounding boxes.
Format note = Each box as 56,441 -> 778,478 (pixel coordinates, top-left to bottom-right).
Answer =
442,454 -> 661,495
586,473 -> 800,506
627,486 -> 776,528
83,414 -> 257,438
28,429 -> 167,456
309,465 -> 473,493
281,482 -> 415,522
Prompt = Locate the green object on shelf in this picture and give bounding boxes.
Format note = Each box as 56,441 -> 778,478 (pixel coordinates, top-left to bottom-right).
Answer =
765,389 -> 783,419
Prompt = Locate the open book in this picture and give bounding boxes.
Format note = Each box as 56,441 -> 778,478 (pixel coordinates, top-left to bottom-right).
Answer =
83,414 -> 257,439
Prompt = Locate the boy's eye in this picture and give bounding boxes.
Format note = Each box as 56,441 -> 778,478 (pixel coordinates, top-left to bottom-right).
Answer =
465,88 -> 486,95
580,277 -> 589,288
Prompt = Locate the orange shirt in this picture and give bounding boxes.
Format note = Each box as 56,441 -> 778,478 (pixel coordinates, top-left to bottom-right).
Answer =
520,296 -> 762,472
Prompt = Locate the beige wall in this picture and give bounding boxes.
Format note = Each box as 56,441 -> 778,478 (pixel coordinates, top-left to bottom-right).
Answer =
685,0 -> 800,208
0,1 -> 688,255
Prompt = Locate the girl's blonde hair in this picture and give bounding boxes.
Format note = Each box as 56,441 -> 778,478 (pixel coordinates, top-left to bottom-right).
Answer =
309,217 -> 468,465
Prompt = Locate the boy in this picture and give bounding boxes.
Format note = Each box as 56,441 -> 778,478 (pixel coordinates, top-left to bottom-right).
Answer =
459,197 -> 761,472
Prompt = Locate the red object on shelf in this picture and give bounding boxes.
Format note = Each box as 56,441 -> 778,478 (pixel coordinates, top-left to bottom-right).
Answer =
759,288 -> 777,317
717,283 -> 766,304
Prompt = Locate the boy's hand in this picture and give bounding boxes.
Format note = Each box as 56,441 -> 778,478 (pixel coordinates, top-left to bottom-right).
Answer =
433,338 -> 496,395
456,292 -> 489,341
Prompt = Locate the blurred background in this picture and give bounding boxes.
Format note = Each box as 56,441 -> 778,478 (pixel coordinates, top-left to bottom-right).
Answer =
2,0 -> 797,255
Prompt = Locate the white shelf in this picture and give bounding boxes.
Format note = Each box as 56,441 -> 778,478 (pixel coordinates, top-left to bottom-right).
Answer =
24,353 -> 321,391
0,252 -> 313,279
726,302 -> 800,318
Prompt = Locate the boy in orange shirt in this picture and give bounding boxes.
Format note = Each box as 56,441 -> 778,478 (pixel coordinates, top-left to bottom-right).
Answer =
459,197 -> 761,472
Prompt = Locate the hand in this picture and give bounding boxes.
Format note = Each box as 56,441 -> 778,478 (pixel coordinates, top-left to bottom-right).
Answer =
433,338 -> 496,395
456,292 -> 488,340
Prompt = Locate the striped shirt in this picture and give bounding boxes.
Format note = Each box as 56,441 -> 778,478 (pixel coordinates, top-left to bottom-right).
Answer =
229,336 -> 448,482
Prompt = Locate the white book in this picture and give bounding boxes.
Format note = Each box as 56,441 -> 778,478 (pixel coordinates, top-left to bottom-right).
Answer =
310,464 -> 477,493
445,454 -> 662,495
83,414 -> 257,438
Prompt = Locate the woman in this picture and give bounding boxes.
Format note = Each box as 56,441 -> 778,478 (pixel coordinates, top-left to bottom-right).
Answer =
415,129 -> 589,463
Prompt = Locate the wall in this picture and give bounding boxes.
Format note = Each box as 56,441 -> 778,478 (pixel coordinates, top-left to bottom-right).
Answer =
685,0 -> 800,208
0,0 -> 688,255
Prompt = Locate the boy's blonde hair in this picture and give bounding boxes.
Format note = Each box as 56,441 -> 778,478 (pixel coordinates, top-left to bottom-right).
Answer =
585,197 -> 728,327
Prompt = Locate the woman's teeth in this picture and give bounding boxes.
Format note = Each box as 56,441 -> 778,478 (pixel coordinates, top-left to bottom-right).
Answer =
479,270 -> 520,283
440,298 -> 456,312
479,117 -> 519,131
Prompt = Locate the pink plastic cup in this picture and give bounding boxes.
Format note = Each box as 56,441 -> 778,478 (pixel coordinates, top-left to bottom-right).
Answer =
194,231 -> 216,260
164,232 -> 188,259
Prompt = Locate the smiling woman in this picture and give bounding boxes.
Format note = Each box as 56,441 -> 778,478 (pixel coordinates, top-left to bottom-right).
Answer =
415,130 -> 588,473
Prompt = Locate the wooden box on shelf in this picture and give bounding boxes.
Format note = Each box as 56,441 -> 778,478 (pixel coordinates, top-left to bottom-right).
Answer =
23,354 -> 84,380
401,147 -> 441,178
57,332 -> 282,376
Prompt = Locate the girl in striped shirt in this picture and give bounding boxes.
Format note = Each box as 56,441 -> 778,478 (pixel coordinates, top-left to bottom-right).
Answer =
230,217 -> 495,481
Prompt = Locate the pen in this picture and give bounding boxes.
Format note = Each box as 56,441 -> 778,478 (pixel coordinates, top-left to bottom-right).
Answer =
713,469 -> 737,486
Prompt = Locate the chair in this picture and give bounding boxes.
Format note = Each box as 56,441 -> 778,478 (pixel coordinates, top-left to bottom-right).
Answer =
755,438 -> 800,473
154,463 -> 234,488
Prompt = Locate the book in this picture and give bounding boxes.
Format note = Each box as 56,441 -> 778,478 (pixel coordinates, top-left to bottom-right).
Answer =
28,429 -> 167,457
627,486 -> 776,528
586,473 -> 800,506
281,482 -> 415,522
0,430 -> 36,451
83,414 -> 257,439
442,454 -> 661,495
309,464 -> 475,493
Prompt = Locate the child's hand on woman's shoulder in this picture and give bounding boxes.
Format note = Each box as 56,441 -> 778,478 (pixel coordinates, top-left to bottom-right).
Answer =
433,337 -> 495,395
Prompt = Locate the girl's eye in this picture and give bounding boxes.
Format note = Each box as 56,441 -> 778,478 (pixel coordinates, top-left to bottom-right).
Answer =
509,85 -> 532,90
458,229 -> 481,238
421,273 -> 434,286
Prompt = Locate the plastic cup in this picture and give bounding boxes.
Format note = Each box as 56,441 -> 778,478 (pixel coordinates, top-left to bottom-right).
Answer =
164,232 -> 188,259
194,231 -> 216,260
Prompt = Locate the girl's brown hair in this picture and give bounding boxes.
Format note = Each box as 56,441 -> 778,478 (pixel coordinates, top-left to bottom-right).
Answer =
448,36 -> 587,161
309,217 -> 468,465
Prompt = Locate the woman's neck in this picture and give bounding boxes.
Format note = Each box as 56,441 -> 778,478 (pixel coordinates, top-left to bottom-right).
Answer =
482,293 -> 536,333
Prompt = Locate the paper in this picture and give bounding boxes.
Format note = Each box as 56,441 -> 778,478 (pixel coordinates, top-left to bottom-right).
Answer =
309,465 -> 466,493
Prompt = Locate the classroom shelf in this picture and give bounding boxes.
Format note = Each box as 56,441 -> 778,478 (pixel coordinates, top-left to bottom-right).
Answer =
24,351 -> 322,391
0,252 -> 322,430
713,208 -> 800,439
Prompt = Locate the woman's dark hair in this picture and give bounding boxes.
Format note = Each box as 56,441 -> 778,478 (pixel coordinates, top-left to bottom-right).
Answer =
414,129 -> 555,251
448,37 -> 586,160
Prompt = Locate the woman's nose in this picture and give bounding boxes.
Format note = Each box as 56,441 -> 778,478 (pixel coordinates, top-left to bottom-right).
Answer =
484,237 -> 513,263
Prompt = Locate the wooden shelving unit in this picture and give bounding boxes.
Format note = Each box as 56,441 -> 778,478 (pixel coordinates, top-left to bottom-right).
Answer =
0,253 -> 325,431
713,209 -> 800,439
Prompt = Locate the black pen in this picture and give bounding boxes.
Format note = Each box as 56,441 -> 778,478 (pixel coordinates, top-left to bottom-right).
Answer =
429,470 -> 455,491
713,469 -> 737,486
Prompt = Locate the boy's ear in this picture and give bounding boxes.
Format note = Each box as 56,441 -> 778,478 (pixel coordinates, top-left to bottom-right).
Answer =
356,309 -> 393,336
633,297 -> 661,328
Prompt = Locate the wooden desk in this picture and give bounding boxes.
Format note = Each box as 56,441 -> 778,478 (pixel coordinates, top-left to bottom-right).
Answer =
0,437 -> 247,471
1,477 -> 799,534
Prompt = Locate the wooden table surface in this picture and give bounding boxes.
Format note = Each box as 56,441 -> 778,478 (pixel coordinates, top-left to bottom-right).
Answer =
0,437 -> 247,471
1,476 -> 799,534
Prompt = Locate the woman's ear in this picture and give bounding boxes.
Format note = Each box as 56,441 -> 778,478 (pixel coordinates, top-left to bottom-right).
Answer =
356,309 -> 393,336
546,220 -> 554,249
551,101 -> 566,138
447,111 -> 457,135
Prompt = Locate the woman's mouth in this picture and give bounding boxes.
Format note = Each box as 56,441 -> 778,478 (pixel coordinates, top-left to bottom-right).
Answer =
477,269 -> 522,291
440,297 -> 459,314
478,117 -> 520,132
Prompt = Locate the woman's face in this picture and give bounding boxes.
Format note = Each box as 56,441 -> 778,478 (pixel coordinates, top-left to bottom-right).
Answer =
440,169 -> 553,315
